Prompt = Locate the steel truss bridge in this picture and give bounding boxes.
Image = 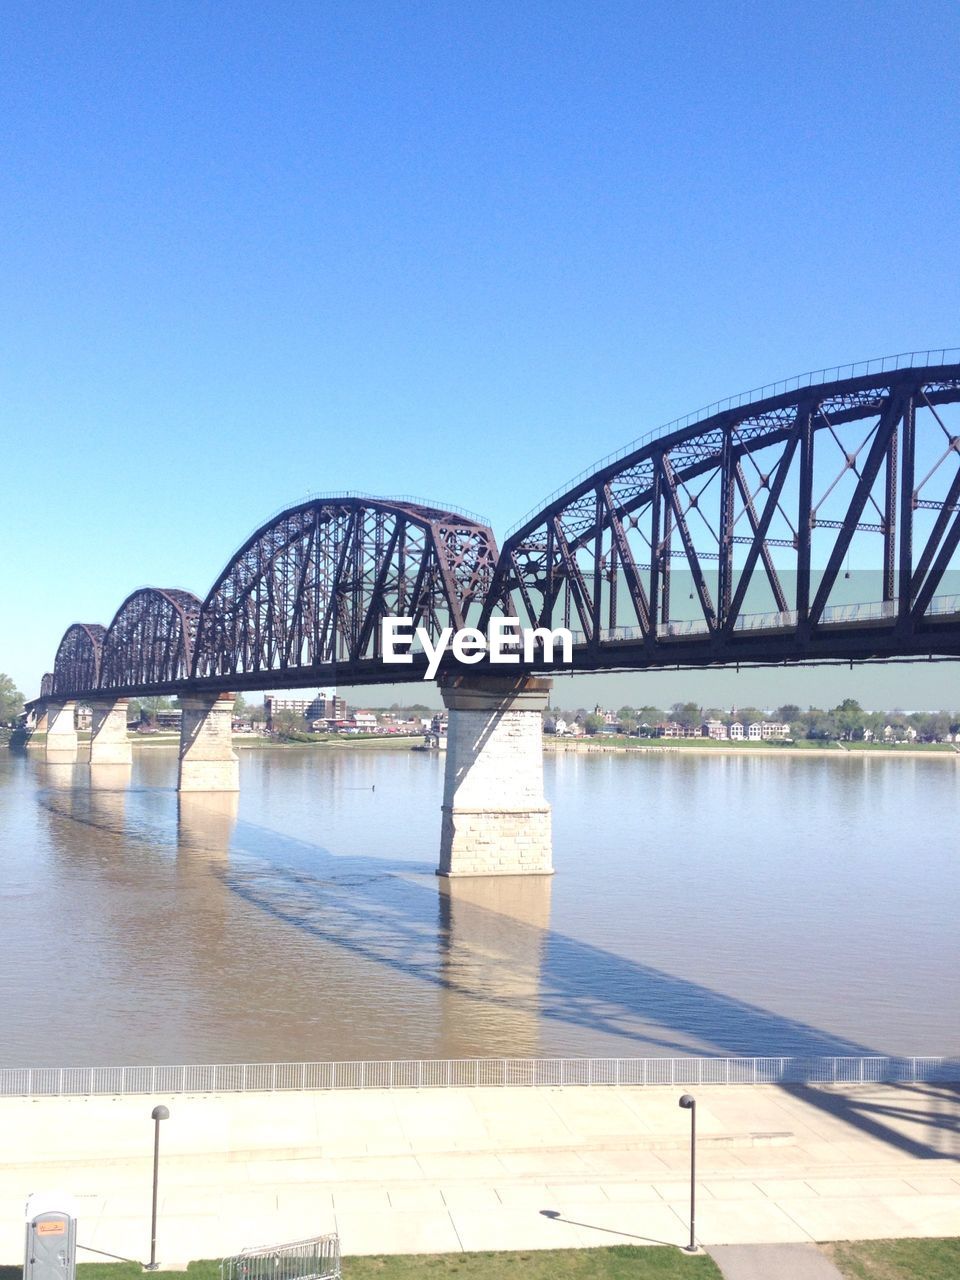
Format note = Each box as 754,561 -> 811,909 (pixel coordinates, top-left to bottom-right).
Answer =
38,352 -> 960,703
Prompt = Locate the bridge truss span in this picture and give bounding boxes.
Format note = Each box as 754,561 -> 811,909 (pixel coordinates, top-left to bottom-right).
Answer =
98,588 -> 202,694
192,496 -> 502,689
483,363 -> 960,669
52,623 -> 105,697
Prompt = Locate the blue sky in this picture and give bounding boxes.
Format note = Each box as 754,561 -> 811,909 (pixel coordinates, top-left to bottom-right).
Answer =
3,1 -> 959,708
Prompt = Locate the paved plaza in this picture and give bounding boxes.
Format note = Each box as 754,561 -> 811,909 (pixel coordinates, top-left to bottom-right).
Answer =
2,1082 -> 958,1266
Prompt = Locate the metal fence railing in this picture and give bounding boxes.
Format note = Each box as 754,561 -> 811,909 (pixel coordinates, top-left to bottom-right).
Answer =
222,1235 -> 340,1280
1,1055 -> 955,1098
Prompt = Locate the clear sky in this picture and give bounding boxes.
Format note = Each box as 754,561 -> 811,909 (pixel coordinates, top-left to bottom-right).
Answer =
3,1 -> 959,709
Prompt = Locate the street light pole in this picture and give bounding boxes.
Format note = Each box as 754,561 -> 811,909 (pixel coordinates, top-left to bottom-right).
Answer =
678,1093 -> 696,1252
146,1105 -> 170,1270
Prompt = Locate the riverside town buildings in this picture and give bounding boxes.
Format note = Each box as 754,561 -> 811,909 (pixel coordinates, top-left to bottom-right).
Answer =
265,692 -> 346,724
700,720 -> 790,740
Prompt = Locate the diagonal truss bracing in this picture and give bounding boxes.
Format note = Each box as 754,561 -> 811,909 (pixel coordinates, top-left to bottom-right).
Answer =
485,362 -> 960,669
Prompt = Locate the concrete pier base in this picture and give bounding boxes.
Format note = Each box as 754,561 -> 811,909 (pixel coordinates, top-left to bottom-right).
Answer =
45,700 -> 78,760
89,699 -> 132,765
177,693 -> 239,793
438,675 -> 553,877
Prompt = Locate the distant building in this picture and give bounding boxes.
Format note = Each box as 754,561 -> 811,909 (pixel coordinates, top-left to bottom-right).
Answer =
423,712 -> 448,750
655,721 -> 685,739
351,711 -> 378,731
746,721 -> 789,740
265,696 -> 313,720
729,721 -> 744,740
701,719 -> 728,740
265,691 -> 345,724
309,692 -> 346,721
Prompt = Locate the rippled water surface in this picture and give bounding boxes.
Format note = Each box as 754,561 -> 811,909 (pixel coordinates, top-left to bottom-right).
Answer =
1,744 -> 957,1066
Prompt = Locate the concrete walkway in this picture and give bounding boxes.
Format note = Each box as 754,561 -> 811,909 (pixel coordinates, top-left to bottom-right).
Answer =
0,1082 -> 957,1266
710,1243 -> 845,1279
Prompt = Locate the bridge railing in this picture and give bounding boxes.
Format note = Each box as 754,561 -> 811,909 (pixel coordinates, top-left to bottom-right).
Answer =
563,593 -> 960,646
0,1055 -> 955,1097
506,347 -> 960,536
264,490 -> 491,528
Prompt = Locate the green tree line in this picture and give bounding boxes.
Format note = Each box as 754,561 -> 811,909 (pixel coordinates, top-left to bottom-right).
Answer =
549,699 -> 960,742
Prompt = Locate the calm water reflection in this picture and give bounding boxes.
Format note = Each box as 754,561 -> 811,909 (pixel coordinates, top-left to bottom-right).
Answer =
1,744 -> 957,1066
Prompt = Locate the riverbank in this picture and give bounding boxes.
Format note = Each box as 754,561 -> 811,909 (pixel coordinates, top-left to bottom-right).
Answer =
18,732 -> 421,751
1,1082 -> 956,1263
544,736 -> 959,758
16,732 -> 958,759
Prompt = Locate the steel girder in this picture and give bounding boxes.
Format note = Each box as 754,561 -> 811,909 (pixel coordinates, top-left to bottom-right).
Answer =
191,497 -> 500,688
44,498 -> 500,699
482,363 -> 960,669
35,360 -> 960,700
98,588 -> 201,692
52,623 -> 105,696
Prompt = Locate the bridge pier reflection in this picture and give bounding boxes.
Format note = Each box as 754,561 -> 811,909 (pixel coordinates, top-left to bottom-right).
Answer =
177,692 -> 239,792
438,675 -> 553,877
437,874 -> 553,1055
89,698 -> 132,765
177,791 -> 239,863
87,762 -> 132,831
45,699 -> 78,761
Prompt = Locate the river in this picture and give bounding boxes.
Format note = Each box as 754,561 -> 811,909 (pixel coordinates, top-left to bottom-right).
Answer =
0,744 -> 957,1066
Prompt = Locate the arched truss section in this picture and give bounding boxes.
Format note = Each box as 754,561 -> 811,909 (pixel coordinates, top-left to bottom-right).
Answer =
483,359 -> 960,669
193,497 -> 500,682
40,673 -> 53,698
99,588 -> 201,692
52,623 -> 105,696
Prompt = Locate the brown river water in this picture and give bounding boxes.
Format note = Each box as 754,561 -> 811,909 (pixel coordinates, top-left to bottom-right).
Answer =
1,744 -> 957,1067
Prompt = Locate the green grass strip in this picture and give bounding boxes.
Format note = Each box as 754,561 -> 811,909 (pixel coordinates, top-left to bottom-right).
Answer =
0,1247 -> 721,1280
826,1237 -> 960,1279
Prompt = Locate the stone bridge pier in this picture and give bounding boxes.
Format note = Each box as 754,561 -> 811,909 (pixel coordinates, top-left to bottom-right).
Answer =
45,699 -> 78,760
438,674 -> 553,877
178,692 -> 239,792
89,698 -> 132,765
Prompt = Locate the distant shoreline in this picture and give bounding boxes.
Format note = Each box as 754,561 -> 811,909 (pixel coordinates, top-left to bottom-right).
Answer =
543,737 -> 958,759
17,732 -> 419,752
14,732 -> 957,761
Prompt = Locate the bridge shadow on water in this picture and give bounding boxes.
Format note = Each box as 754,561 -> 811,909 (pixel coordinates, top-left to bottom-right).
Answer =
36,774 -> 959,1162
215,819 -> 960,1162
211,814 -> 871,1061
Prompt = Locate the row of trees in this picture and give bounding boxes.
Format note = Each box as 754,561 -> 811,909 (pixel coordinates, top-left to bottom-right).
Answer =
125,694 -> 267,723
4,674 -> 957,744
0,674 -> 25,728
549,699 -> 960,742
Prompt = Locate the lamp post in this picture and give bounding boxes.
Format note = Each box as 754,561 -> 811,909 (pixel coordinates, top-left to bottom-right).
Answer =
678,1093 -> 696,1252
146,1105 -> 170,1270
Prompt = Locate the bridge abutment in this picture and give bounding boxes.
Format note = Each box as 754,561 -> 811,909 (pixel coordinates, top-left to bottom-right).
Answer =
177,693 -> 239,793
438,674 -> 553,877
89,698 -> 132,765
45,700 -> 78,760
